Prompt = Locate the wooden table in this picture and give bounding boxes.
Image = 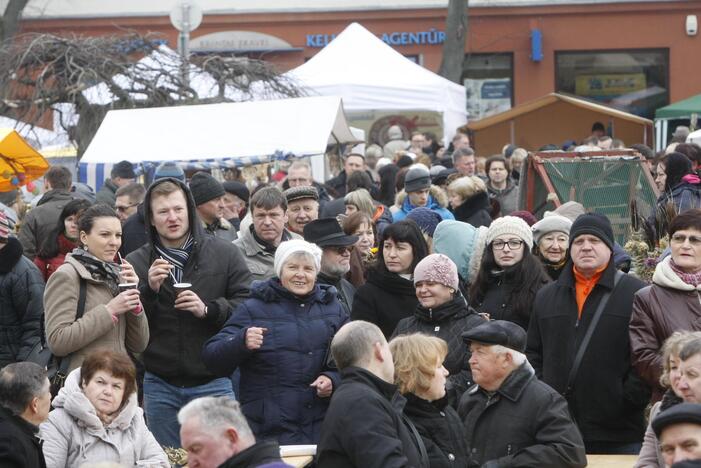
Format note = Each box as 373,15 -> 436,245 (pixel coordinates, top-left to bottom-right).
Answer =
587,454 -> 638,467
282,455 -> 314,467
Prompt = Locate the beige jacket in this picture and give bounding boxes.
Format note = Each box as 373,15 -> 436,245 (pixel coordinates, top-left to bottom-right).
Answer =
40,368 -> 169,468
44,255 -> 149,371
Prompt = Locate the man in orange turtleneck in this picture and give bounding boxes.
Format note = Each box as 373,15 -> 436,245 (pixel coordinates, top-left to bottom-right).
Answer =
526,212 -> 648,455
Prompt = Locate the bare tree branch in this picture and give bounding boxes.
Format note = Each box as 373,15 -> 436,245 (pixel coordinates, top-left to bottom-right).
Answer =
0,0 -> 28,42
0,32 -> 302,156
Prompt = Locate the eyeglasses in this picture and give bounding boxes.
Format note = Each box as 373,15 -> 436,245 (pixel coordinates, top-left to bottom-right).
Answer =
492,239 -> 524,250
671,234 -> 701,246
332,245 -> 354,255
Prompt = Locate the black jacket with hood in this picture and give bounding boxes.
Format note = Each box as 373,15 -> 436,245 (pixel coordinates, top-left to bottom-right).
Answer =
126,178 -> 252,387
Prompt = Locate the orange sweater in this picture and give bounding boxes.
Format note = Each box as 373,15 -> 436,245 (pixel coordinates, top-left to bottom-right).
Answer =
573,265 -> 607,319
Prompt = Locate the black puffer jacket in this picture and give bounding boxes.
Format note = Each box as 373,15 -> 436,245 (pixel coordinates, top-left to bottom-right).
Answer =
351,268 -> 418,338
404,394 -> 469,468
393,294 -> 486,403
452,191 -> 492,228
459,363 -> 587,468
0,237 -> 44,368
127,178 -> 252,387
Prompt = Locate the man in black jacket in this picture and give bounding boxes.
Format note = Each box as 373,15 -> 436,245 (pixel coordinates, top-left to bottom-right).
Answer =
0,362 -> 51,468
317,321 -> 425,468
527,213 -> 648,454
303,218 -> 357,316
127,178 -> 252,448
459,320 -> 586,468
179,396 -> 289,468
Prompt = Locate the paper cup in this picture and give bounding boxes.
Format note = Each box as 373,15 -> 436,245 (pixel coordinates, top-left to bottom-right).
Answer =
173,282 -> 192,296
118,283 -> 137,293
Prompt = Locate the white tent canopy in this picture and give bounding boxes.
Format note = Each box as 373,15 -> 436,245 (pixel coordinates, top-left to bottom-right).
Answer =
80,96 -> 359,184
286,22 -> 467,145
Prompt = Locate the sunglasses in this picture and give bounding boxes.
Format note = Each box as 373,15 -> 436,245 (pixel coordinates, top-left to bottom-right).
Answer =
331,245 -> 354,255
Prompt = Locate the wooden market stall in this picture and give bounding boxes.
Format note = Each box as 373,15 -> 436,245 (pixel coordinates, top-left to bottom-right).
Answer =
466,93 -> 653,156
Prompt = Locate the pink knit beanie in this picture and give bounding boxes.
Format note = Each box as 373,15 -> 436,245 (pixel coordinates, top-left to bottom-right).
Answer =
413,253 -> 459,291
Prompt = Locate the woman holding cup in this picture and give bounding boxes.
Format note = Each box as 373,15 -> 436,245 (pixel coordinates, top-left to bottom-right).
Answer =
44,204 -> 150,373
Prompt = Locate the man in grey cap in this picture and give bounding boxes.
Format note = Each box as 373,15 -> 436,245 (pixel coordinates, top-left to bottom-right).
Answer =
459,320 -> 586,468
652,403 -> 701,466
284,185 -> 319,236
390,165 -> 454,223
189,171 -> 237,242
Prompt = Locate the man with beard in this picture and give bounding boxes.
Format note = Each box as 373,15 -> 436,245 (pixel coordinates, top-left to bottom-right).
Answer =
304,218 -> 357,315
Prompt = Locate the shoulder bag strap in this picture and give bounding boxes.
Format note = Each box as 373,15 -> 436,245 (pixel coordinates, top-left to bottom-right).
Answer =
402,413 -> 429,468
565,270 -> 623,396
54,278 -> 87,380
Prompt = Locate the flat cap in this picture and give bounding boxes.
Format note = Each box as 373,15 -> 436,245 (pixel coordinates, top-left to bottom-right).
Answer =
284,185 -> 319,203
653,403 -> 701,437
462,320 -> 527,353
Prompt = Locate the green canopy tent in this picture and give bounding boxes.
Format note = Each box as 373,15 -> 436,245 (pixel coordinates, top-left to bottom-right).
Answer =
654,93 -> 701,150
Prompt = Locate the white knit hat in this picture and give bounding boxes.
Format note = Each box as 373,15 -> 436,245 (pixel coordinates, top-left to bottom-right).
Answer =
485,216 -> 533,249
274,239 -> 322,278
532,214 -> 573,245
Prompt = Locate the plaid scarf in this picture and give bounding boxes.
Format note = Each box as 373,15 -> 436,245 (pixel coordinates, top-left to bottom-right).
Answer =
70,247 -> 121,296
670,259 -> 701,287
154,234 -> 194,283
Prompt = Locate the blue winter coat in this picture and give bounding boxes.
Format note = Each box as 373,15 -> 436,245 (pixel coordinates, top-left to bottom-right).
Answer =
391,188 -> 455,223
202,278 -> 348,445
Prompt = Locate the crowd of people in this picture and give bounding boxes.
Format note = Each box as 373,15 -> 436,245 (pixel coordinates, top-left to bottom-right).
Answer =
2,122 -> 701,468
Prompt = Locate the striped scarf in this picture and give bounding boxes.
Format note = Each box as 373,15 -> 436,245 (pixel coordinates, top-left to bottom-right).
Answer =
154,234 -> 194,283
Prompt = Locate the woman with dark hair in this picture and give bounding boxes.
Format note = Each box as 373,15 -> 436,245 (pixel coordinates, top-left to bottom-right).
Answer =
653,152 -> 701,238
351,219 -> 429,337
41,350 -> 168,467
44,204 -> 149,372
485,155 -> 519,216
631,209 -> 701,402
469,216 -> 550,330
34,199 -> 92,281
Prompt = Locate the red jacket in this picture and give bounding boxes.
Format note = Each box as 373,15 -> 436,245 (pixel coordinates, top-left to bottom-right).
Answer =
34,234 -> 77,282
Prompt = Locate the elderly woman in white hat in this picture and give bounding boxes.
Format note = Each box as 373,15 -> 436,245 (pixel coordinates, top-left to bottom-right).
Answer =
202,239 -> 348,445
531,214 -> 573,280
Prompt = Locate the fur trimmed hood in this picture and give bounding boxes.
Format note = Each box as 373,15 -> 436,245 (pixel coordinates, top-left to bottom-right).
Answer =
394,185 -> 449,209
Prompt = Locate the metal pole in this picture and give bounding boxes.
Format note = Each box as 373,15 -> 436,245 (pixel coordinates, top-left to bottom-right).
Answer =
179,3 -> 191,86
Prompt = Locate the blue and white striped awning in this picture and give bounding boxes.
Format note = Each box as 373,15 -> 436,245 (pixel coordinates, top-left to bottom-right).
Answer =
78,151 -> 295,190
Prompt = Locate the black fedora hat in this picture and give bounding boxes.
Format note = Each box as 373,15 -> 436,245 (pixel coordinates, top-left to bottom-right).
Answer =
303,218 -> 358,248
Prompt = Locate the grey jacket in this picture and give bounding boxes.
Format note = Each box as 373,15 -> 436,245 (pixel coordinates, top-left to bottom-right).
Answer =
487,179 -> 519,216
95,179 -> 118,207
233,226 -> 301,283
18,190 -> 75,260
40,368 -> 169,468
204,217 -> 238,243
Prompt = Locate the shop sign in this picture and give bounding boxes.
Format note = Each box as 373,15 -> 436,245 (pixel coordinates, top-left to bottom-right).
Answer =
575,73 -> 647,97
191,31 -> 295,52
306,29 -> 445,48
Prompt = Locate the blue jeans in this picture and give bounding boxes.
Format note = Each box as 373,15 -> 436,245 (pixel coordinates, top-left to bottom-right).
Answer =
143,372 -> 235,448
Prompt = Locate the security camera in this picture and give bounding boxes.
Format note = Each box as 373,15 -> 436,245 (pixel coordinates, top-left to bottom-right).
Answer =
687,15 -> 698,36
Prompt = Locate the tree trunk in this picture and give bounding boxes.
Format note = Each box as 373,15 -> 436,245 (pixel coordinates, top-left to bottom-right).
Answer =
438,0 -> 468,84
1,0 -> 29,42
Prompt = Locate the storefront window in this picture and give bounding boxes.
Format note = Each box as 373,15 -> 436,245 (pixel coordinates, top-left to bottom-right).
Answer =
555,49 -> 669,119
463,53 -> 513,121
